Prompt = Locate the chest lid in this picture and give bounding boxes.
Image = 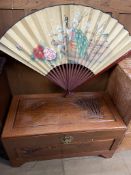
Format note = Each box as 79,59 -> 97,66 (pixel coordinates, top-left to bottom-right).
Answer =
2,92 -> 126,137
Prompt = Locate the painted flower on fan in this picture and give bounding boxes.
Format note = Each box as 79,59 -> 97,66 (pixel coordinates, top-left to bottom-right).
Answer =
33,45 -> 45,59
44,48 -> 56,61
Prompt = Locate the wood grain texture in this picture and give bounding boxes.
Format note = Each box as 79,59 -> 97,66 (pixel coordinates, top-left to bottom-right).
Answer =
119,57 -> 131,79
118,14 -> 131,34
0,9 -> 25,37
0,0 -> 12,9
2,92 -> 126,166
2,92 -> 126,137
107,58 -> 131,151
0,0 -> 131,13
107,58 -> 131,126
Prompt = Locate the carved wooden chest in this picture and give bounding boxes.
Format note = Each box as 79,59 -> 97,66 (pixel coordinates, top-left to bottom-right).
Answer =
2,92 -> 126,166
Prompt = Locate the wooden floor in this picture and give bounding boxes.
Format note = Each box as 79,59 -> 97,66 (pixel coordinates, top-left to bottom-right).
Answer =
0,150 -> 131,175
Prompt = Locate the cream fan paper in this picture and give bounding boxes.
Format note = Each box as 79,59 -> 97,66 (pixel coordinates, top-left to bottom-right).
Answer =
0,5 -> 131,90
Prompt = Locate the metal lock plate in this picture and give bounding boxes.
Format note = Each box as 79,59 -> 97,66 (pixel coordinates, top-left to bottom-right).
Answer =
61,135 -> 74,144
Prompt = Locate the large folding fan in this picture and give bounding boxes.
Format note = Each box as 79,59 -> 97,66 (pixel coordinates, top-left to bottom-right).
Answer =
0,5 -> 131,94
